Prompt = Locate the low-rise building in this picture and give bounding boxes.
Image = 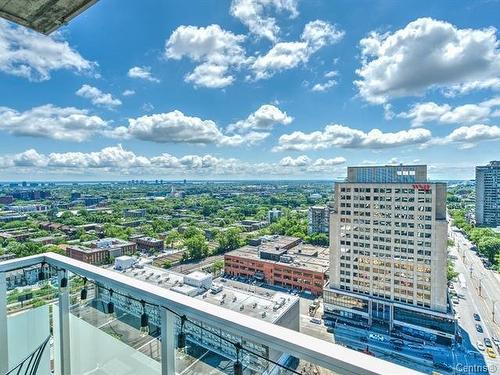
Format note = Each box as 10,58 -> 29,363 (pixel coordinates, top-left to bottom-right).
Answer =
124,208 -> 147,218
0,195 -> 14,205
224,237 -> 329,295
108,264 -> 299,373
133,236 -> 164,252
67,238 -> 137,265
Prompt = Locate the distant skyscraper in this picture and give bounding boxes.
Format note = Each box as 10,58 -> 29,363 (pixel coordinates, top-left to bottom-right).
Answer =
475,161 -> 500,227
323,164 -> 455,344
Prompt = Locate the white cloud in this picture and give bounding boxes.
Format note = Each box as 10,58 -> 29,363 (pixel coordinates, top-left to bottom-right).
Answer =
0,146 -> 346,177
429,124 -> 500,148
252,20 -> 344,80
122,90 -> 135,96
0,105 -> 107,142
312,80 -> 337,92
279,154 -> 346,172
165,24 -> 247,88
399,97 -> 500,126
230,0 -> 298,42
227,104 -> 292,133
274,124 -> 432,151
312,70 -> 338,92
76,85 -> 122,108
0,20 -> 95,81
355,18 -> 500,104
127,66 -> 159,82
107,110 -> 269,147
279,155 -> 311,167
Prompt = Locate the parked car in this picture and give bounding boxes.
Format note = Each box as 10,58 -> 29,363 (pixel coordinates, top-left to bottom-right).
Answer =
474,313 -> 481,321
476,324 -> 483,333
310,318 -> 322,324
484,338 -> 493,348
422,353 -> 433,360
477,341 -> 486,351
390,338 -> 403,346
408,343 -> 424,350
369,333 -> 384,342
486,347 -> 497,358
434,362 -> 453,371
360,336 -> 368,342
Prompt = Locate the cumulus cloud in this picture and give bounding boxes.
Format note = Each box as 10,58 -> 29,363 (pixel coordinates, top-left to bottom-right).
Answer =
355,18 -> 500,104
312,79 -> 338,92
122,90 -> 135,96
399,97 -> 500,127
127,66 -> 159,82
274,124 -> 432,151
230,0 -> 298,42
0,20 -> 95,81
428,124 -> 500,148
279,154 -> 346,172
0,105 -> 107,142
227,104 -> 292,133
0,146 -> 345,177
76,85 -> 122,108
251,20 -> 344,80
165,24 -> 247,88
107,109 -> 269,147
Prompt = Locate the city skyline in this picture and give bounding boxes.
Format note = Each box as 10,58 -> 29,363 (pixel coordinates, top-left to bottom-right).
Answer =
1,0 -> 500,181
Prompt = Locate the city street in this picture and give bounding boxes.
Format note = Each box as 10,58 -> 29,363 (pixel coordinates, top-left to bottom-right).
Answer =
449,225 -> 500,374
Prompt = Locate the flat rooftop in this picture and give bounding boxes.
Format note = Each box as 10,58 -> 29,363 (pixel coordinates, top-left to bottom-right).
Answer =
116,264 -> 298,323
227,244 -> 329,274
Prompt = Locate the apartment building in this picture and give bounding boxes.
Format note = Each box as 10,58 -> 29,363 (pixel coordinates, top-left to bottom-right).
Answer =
67,238 -> 137,265
308,206 -> 330,234
323,165 -> 456,344
225,236 -> 329,295
134,236 -> 164,252
476,161 -> 500,227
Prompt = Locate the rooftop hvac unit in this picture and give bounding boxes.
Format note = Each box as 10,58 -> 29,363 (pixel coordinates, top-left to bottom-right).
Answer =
253,303 -> 257,309
240,305 -> 244,311
262,311 -> 266,318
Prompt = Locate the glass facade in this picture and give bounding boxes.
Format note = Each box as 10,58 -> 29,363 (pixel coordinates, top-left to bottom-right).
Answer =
393,306 -> 456,335
347,165 -> 426,183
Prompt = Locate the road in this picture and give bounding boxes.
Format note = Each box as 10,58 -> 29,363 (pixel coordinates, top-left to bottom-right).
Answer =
449,225 -> 500,373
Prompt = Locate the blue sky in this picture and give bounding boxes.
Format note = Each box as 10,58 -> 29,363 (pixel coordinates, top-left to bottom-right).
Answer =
0,0 -> 499,181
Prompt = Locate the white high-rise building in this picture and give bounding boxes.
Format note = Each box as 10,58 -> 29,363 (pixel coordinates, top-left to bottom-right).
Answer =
308,206 -> 329,234
323,164 -> 456,345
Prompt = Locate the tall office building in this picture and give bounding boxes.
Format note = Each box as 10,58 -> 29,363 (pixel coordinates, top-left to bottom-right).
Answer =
323,164 -> 456,344
475,161 -> 500,227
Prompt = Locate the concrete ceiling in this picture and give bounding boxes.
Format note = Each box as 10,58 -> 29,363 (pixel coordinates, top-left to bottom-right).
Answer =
0,0 -> 97,34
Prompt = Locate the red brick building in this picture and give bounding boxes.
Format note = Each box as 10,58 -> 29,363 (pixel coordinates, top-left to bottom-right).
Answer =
224,237 -> 329,296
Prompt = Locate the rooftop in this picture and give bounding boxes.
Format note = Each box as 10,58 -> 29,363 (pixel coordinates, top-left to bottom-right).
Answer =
116,264 -> 297,323
0,253 -> 419,375
227,244 -> 330,274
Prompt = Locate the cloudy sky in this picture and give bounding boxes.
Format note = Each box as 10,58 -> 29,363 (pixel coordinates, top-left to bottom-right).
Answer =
0,0 -> 499,181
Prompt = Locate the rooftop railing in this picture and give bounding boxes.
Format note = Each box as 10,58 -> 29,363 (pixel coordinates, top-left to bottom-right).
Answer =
0,253 -> 422,375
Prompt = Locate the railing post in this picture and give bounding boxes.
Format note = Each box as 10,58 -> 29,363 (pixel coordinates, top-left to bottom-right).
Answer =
161,307 -> 176,375
58,269 -> 71,375
0,272 -> 8,374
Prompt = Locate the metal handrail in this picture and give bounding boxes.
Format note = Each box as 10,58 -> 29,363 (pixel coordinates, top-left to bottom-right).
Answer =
0,253 -> 422,375
4,335 -> 50,375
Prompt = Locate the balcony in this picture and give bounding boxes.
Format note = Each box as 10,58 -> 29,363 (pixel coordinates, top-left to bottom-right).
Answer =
0,253 -> 420,375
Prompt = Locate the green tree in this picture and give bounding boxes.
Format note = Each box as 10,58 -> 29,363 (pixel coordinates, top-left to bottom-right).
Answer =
216,228 -> 243,254
184,234 -> 209,260
212,260 -> 224,274
447,261 -> 459,281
